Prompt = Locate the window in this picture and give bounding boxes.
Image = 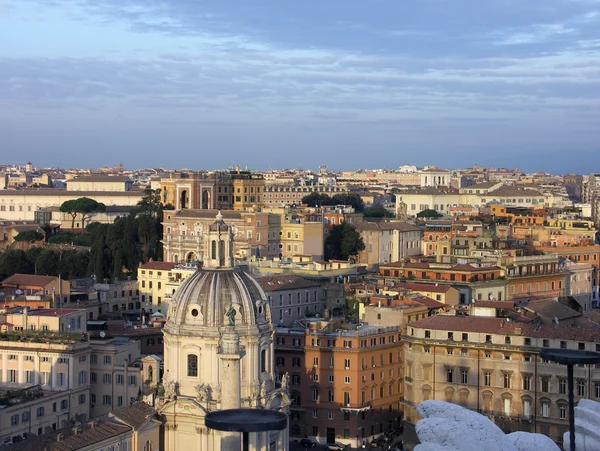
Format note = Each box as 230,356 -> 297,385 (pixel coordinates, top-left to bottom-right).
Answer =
344,376 -> 350,384
328,411 -> 335,420
188,354 -> 198,377
462,333 -> 468,341
312,389 -> 319,401
503,373 -> 511,388
22,411 -> 29,422
79,394 -> 86,404
25,370 -> 34,384
61,399 -> 68,410
90,372 -> 97,384
104,355 -> 112,364
11,414 -> 19,426
541,377 -> 549,393
90,354 -> 97,364
57,372 -> 66,386
129,375 -> 137,386
328,391 -> 334,402
79,371 -> 87,385
312,373 -> 319,382
37,407 -> 45,417
559,378 -> 566,394
344,359 -> 350,369
484,371 -> 492,386
541,402 -> 549,418
559,405 -> 567,420
461,369 -> 468,384
118,396 -> 123,407
446,368 -> 454,383
523,374 -> 532,391
329,375 -> 334,383
103,373 -> 112,384
577,380 -> 586,397
292,358 -> 300,367
103,395 -> 112,405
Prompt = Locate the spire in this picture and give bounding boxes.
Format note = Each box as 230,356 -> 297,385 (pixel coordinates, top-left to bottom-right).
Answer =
204,212 -> 234,269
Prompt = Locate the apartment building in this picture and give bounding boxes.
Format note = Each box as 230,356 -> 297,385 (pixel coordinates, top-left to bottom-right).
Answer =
422,221 -> 453,257
256,274 -> 323,326
0,334 -> 91,445
505,254 -> 566,302
89,337 -> 143,419
0,274 -> 71,305
356,221 -> 422,269
0,308 -> 86,334
262,184 -> 347,207
7,402 -> 160,451
137,260 -> 176,315
275,319 -> 403,448
403,314 -> 600,443
94,279 -> 140,318
380,261 -> 508,305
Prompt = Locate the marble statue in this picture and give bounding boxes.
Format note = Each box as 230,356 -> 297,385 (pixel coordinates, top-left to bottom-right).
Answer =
414,401 -> 559,451
563,398 -> 600,451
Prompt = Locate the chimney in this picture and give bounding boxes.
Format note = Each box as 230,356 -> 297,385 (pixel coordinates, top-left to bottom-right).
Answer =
57,433 -> 64,442
90,421 -> 97,429
73,427 -> 80,436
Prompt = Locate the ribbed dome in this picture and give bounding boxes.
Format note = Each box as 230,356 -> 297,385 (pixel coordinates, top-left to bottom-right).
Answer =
169,268 -> 270,328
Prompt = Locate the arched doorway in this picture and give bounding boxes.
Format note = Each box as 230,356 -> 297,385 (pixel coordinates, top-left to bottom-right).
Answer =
180,190 -> 189,209
202,190 -> 210,209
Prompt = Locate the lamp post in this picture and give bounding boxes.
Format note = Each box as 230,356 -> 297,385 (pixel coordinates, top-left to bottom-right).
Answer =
539,348 -> 600,451
206,408 -> 288,451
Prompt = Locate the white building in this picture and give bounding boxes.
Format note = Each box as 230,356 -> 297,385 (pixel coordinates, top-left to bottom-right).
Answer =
158,213 -> 290,451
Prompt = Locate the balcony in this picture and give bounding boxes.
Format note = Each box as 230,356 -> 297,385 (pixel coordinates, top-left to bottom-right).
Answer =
340,401 -> 371,413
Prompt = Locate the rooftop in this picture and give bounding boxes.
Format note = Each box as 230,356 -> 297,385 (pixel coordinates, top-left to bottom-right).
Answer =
408,315 -> 600,342
256,274 -> 319,292
1,274 -> 57,287
138,260 -> 177,271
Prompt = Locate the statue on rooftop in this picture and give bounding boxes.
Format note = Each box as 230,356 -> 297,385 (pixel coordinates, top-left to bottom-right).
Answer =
226,305 -> 236,326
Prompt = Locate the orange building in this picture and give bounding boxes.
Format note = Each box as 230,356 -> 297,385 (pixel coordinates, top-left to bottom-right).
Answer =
505,255 -> 566,301
275,319 -> 403,447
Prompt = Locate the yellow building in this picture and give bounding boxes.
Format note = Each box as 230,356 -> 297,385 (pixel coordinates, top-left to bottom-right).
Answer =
404,314 -> 600,443
137,261 -> 177,315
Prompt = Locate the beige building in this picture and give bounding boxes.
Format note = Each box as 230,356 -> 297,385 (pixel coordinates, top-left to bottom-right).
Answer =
0,335 -> 91,444
138,260 -> 197,315
0,274 -> 72,305
0,308 -> 87,334
403,314 -> 600,443
89,337 -> 144,419
66,176 -> 134,192
0,189 -> 144,221
356,221 -> 422,268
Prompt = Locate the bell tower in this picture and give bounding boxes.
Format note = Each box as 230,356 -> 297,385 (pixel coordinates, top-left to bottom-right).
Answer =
204,212 -> 234,269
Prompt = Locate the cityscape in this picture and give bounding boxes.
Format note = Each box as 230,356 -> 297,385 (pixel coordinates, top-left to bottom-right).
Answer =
2,0 -> 600,450
0,162 -> 599,451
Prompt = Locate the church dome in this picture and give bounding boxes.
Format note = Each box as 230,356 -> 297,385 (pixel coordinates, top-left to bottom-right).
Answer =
168,268 -> 271,328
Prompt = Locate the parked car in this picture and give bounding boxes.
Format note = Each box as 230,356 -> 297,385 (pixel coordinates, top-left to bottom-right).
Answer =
300,439 -> 317,448
327,443 -> 348,451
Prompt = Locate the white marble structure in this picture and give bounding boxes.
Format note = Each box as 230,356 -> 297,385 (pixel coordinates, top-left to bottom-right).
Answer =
414,400 -> 559,451
563,399 -> 600,451
159,213 -> 290,451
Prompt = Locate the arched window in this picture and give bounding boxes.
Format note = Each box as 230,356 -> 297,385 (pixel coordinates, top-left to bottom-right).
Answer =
187,354 -> 198,377
211,240 -> 217,259
261,349 -> 267,373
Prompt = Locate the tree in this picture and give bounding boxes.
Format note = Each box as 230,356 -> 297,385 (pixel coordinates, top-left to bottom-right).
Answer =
324,222 -> 365,260
137,188 -> 163,216
417,209 -> 443,219
301,192 -> 332,207
14,230 -> 44,242
76,198 -> 106,231
331,193 -> 365,211
35,249 -> 61,276
0,250 -> 34,279
59,199 -> 79,230
59,197 -> 106,231
363,207 -> 395,218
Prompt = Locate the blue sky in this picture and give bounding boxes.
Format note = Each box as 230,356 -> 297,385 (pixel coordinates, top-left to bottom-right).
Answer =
1,0 -> 599,173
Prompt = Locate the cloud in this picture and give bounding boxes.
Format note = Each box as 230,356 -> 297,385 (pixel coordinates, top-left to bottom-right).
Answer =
0,0 -> 599,171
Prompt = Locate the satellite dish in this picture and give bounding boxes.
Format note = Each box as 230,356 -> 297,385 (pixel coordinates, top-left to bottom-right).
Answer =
100,331 -> 106,338
15,289 -> 23,295
554,317 -> 560,325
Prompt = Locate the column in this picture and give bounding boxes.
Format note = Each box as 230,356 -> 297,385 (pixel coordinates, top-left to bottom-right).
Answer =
219,326 -> 242,451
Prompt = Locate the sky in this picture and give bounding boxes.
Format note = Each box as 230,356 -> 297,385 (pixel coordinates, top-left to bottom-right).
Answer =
1,0 -> 599,173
